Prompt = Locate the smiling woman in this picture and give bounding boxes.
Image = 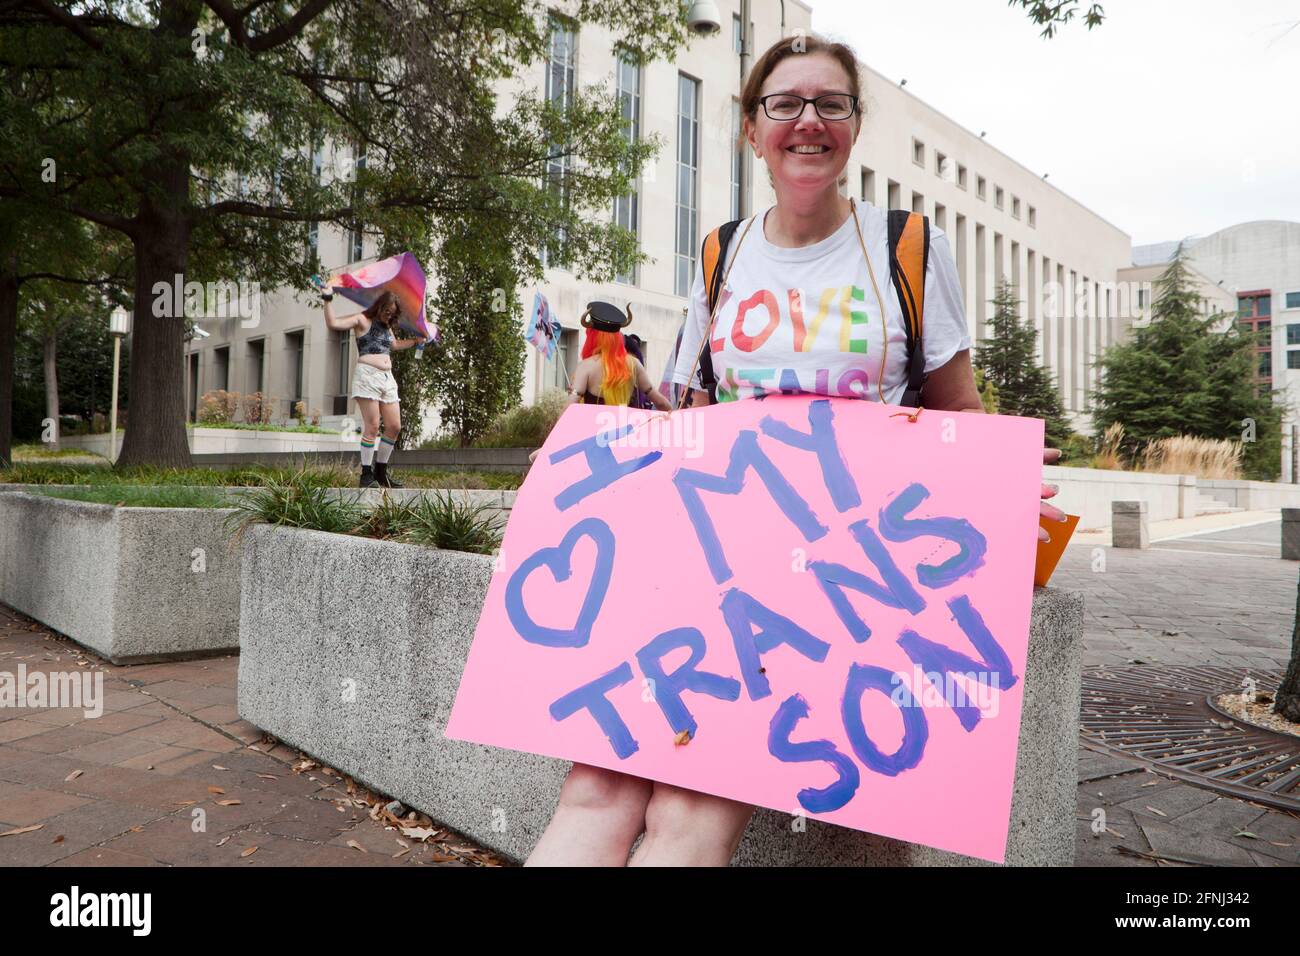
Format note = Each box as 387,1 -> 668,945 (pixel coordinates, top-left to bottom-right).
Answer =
525,32 -> 1068,869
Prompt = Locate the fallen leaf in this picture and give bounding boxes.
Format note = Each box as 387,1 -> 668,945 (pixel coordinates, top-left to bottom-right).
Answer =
346,840 -> 367,853
240,846 -> 258,858
64,770 -> 83,782
212,765 -> 228,771
392,848 -> 410,859
1105,827 -> 1125,839
1140,781 -> 1159,788
52,835 -> 64,844
207,786 -> 225,795
1234,830 -> 1259,840
215,799 -> 241,806
217,836 -> 231,847
0,824 -> 44,838
1268,841 -> 1293,848
399,826 -> 438,841
256,774 -> 277,780
1144,806 -> 1167,817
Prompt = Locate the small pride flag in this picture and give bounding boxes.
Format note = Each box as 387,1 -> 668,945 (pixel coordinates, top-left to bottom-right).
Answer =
524,292 -> 560,360
330,252 -> 434,341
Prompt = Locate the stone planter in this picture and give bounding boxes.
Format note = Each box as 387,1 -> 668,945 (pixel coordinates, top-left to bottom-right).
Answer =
0,493 -> 242,664
238,522 -> 1084,866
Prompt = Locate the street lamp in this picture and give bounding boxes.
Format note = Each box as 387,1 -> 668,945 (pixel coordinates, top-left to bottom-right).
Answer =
109,306 -> 129,462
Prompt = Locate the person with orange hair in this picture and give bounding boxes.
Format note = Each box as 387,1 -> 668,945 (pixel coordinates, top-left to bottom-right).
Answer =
569,302 -> 671,411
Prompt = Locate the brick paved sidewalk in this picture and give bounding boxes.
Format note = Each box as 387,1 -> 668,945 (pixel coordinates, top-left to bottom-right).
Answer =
0,606 -> 499,867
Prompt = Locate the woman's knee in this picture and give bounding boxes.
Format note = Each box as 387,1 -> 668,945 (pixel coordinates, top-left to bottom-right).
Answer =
643,783 -> 754,848
556,763 -> 652,815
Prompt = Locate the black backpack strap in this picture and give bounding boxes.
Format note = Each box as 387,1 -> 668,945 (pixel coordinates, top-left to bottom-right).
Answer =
696,219 -> 743,404
887,209 -> 930,408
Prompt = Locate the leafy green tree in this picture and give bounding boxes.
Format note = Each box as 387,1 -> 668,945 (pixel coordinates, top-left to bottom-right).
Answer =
1091,249 -> 1280,480
1009,0 -> 1105,38
975,277 -> 1073,448
1,0 -> 686,466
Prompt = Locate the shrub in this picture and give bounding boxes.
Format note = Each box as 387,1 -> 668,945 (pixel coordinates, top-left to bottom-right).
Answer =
227,471 -> 362,536
400,491 -> 503,554
472,389 -> 571,449
242,391 -> 274,425
1140,435 -> 1242,479
198,389 -> 240,425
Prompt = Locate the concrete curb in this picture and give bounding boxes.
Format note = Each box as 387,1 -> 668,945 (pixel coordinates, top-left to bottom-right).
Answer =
237,523 -> 1084,866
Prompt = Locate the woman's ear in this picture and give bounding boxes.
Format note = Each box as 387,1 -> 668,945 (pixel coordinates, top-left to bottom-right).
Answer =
743,114 -> 762,159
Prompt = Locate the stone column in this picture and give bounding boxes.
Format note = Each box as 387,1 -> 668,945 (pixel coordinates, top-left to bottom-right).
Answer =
1283,508 -> 1300,561
1112,500 -> 1148,549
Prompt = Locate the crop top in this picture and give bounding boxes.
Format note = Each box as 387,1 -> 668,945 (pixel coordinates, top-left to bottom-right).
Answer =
356,320 -> 393,357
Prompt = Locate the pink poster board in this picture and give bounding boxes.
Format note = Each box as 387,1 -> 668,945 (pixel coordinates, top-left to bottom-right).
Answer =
446,396 -> 1044,862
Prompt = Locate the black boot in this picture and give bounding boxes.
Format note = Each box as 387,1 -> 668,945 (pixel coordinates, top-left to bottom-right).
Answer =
374,461 -> 404,489
360,465 -> 379,488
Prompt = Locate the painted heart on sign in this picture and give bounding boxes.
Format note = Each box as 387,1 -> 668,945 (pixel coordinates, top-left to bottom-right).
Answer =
504,517 -> 615,648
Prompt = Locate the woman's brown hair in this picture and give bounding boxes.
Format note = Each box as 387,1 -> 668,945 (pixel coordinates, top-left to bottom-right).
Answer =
739,33 -> 864,126
363,290 -> 400,328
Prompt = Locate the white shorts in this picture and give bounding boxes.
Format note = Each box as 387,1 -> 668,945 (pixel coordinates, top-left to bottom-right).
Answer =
352,363 -> 399,404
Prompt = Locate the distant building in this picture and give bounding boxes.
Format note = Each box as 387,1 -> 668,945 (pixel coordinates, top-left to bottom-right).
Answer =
185,0 -> 1139,443
1133,221 -> 1300,480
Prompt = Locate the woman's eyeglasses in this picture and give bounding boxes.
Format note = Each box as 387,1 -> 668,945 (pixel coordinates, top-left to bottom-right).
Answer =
758,93 -> 858,121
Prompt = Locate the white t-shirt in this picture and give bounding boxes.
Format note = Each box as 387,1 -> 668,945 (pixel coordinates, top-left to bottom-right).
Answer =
671,201 -> 972,405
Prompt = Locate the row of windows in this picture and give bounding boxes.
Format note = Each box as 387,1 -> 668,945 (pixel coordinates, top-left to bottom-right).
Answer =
912,139 -> 1036,227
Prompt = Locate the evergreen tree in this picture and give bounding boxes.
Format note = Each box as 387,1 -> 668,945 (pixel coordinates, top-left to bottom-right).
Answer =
1091,248 -> 1280,479
975,277 -> 1073,448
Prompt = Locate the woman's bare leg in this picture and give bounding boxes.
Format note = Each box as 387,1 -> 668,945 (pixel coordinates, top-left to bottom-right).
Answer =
526,763 -> 653,867
627,782 -> 754,867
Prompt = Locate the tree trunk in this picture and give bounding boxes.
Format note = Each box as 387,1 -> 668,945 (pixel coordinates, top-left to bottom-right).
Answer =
114,189 -> 193,469
43,334 -> 59,449
0,249 -> 16,468
1277,570 -> 1300,722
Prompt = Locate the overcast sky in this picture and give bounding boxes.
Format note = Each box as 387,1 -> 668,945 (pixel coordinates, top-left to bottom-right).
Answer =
809,0 -> 1300,246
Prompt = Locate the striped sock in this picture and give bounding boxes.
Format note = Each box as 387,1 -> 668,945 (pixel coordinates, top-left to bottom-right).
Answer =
360,439 -> 376,467
376,435 -> 396,464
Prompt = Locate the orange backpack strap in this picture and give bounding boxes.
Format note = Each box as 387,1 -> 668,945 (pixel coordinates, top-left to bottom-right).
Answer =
887,209 -> 930,408
696,219 -> 743,402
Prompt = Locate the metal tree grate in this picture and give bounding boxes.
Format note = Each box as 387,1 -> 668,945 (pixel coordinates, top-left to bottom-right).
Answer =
1080,665 -> 1300,812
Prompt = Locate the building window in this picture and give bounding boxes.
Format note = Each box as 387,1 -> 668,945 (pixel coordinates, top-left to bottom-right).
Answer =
675,73 -> 700,298
934,202 -> 946,231
214,346 -> 230,392
1286,291 -> 1300,310
887,179 -> 901,210
860,166 -> 875,205
733,13 -> 742,54
1259,351 -> 1272,377
976,176 -> 986,200
911,191 -> 924,215
1288,350 -> 1300,369
1028,205 -> 1036,228
1240,293 -> 1272,318
246,339 -> 265,395
348,226 -> 364,263
912,138 -> 925,166
994,186 -> 1004,210
935,151 -> 947,179
1137,289 -> 1147,309
543,15 -> 577,268
1012,197 -> 1021,219
614,52 -> 642,285
957,164 -> 967,189
1260,295 -> 1272,315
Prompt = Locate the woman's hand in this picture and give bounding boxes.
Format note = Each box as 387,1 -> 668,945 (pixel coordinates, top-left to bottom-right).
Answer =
1039,447 -> 1068,542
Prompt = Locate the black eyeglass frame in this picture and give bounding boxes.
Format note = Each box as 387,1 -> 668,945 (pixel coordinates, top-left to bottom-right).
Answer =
757,93 -> 860,121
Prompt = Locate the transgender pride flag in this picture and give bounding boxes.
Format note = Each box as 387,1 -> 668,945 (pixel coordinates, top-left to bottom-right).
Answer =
330,251 -> 434,341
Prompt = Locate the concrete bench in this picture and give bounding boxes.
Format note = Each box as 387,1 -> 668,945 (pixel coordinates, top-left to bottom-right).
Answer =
0,493 -> 242,664
237,523 -> 1084,866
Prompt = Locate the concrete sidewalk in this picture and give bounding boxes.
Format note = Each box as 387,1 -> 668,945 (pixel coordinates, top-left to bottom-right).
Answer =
0,606 -> 502,867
